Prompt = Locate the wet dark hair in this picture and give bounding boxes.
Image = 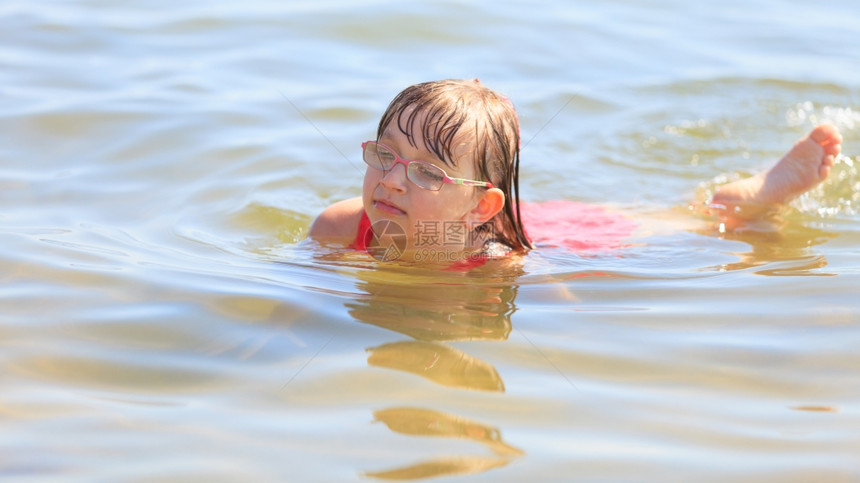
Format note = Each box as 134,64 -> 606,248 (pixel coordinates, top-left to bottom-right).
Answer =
376,79 -> 533,251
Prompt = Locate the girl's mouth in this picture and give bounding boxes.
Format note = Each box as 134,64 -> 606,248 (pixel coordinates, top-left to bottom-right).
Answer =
374,199 -> 406,216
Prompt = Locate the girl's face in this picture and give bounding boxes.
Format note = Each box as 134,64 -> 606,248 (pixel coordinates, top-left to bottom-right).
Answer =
362,120 -> 483,252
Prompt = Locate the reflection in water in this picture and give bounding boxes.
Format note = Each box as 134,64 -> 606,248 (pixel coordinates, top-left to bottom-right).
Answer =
700,219 -> 837,275
372,407 -> 523,457
346,266 -> 524,479
365,457 -> 509,481
364,407 -> 522,480
367,341 -> 504,391
346,270 -> 516,342
790,405 -> 839,413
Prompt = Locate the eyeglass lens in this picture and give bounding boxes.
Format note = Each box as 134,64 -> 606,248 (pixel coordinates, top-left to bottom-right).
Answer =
366,143 -> 445,190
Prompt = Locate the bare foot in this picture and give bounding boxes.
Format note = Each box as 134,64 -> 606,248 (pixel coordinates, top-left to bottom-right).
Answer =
711,124 -> 842,219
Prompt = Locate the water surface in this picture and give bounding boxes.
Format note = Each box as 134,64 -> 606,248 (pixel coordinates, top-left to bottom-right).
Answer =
2,0 -> 860,480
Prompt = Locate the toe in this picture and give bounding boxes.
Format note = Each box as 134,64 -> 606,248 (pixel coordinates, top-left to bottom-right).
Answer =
819,162 -> 832,180
825,142 -> 842,156
810,124 -> 841,146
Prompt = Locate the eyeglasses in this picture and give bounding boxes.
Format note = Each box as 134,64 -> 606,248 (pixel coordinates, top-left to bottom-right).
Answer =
362,141 -> 494,191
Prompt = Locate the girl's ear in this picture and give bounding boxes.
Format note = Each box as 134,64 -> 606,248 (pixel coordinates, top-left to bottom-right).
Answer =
466,188 -> 505,225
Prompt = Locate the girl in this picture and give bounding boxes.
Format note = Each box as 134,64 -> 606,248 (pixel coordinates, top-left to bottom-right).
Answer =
309,79 -> 530,265
309,79 -> 843,264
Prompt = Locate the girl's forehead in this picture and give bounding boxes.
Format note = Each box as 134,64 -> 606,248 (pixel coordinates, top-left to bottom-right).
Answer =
381,117 -> 477,163
384,137 -> 476,176
380,125 -> 475,150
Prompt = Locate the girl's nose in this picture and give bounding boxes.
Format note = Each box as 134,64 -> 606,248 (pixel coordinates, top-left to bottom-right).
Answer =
379,162 -> 408,191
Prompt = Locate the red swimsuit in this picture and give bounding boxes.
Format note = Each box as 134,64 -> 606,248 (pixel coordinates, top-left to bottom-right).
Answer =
350,200 -> 635,267
520,200 -> 635,252
350,211 -> 490,270
351,210 -> 374,252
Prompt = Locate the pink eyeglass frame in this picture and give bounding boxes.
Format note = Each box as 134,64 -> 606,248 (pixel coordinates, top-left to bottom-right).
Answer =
362,141 -> 495,190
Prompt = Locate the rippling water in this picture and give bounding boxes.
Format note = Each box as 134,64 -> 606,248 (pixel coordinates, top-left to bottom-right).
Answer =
2,0 -> 860,480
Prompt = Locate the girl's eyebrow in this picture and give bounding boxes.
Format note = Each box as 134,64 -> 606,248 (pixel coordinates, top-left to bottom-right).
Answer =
379,137 -> 446,166
376,138 -> 407,158
377,135 -> 398,147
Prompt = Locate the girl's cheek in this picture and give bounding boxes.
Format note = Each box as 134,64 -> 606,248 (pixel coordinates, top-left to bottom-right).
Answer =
362,170 -> 379,192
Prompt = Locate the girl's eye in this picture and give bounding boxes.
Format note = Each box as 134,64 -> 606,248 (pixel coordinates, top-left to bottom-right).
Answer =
413,163 -> 445,183
378,150 -> 396,165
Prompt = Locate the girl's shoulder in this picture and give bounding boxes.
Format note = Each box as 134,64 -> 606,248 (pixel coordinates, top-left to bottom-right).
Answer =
308,197 -> 364,242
